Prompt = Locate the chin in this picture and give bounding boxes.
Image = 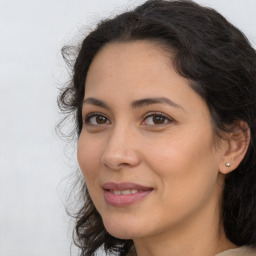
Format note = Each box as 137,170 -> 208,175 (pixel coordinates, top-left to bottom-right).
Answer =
102,216 -> 143,240
105,226 -> 135,240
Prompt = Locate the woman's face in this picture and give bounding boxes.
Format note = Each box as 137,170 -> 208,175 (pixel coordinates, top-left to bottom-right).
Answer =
78,41 -> 226,241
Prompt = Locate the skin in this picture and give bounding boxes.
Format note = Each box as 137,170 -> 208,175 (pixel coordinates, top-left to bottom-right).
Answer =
77,41 -> 237,256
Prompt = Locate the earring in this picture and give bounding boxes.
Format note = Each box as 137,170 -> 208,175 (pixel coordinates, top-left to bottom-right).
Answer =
225,162 -> 231,167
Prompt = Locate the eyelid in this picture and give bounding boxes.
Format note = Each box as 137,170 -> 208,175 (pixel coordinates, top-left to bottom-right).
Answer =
141,111 -> 174,125
84,112 -> 111,125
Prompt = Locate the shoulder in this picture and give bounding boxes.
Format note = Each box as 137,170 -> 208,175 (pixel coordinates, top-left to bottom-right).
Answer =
215,246 -> 256,256
127,246 -> 256,256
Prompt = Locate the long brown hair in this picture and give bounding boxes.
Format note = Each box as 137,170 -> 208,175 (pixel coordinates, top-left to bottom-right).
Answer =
58,1 -> 256,255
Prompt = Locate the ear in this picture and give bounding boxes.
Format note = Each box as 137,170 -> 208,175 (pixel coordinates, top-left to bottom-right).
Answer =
219,121 -> 250,175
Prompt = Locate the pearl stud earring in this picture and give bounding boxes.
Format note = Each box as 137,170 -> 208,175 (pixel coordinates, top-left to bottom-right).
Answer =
225,162 -> 231,167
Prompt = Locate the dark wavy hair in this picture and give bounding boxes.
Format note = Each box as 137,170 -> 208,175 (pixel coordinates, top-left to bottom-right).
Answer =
58,0 -> 256,255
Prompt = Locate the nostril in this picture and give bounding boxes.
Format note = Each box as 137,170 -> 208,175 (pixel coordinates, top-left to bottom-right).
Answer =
101,151 -> 140,170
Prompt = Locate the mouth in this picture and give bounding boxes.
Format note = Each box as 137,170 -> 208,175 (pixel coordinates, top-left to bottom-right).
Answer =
109,189 -> 141,195
102,182 -> 153,207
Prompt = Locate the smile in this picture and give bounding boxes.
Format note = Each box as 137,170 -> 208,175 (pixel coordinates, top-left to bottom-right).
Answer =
110,189 -> 138,195
102,182 -> 153,207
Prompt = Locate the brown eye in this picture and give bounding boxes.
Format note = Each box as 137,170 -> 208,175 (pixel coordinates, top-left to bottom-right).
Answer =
142,113 -> 173,125
152,115 -> 166,124
85,114 -> 110,125
96,115 -> 108,124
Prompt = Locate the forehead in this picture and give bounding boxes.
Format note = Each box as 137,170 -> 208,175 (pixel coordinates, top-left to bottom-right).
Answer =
85,41 -> 207,110
85,41 -> 180,96
87,41 -> 171,79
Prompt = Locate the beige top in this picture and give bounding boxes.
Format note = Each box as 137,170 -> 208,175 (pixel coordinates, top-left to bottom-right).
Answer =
127,246 -> 256,256
216,246 -> 256,256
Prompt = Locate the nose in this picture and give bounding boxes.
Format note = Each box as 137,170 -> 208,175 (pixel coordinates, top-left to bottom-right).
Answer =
101,126 -> 140,170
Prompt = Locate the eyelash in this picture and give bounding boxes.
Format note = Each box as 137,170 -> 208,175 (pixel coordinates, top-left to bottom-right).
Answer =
84,112 -> 110,125
142,112 -> 173,125
83,112 -> 173,126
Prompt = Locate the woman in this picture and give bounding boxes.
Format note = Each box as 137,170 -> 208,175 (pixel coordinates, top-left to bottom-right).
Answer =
59,0 -> 256,255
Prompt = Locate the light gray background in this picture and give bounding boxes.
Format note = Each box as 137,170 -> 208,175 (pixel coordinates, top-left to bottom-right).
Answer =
1,1 -> 255,256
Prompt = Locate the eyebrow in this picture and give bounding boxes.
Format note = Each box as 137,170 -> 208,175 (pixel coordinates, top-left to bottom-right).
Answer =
131,97 -> 182,109
83,97 -> 182,109
83,97 -> 110,110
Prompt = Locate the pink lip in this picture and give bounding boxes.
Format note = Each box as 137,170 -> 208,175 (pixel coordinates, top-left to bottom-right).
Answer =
102,182 -> 153,207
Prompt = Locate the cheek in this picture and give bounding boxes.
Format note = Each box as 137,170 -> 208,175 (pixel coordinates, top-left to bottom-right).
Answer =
77,134 -> 106,211
144,127 -> 219,198
146,130 -> 214,173
77,133 -> 101,181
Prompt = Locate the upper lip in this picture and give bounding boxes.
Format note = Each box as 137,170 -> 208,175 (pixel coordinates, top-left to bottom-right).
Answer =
102,182 -> 153,191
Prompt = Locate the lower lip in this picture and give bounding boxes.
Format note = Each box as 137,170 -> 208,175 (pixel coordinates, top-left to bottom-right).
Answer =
104,190 -> 152,207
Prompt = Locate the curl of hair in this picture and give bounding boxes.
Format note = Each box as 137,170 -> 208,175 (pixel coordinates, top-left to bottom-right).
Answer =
58,0 -> 256,255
